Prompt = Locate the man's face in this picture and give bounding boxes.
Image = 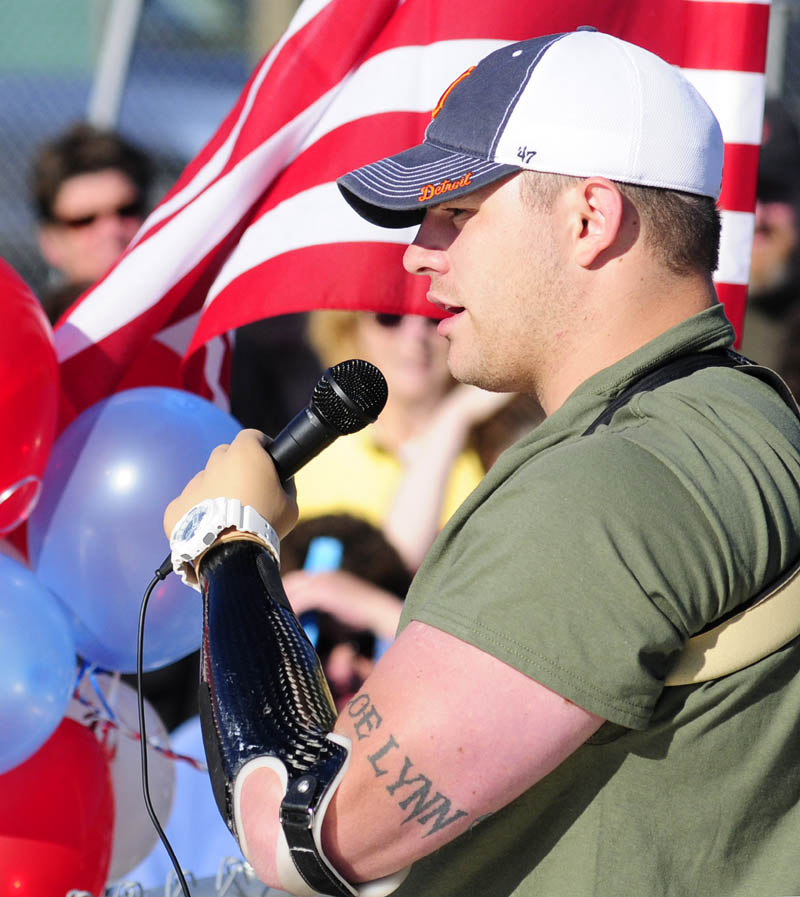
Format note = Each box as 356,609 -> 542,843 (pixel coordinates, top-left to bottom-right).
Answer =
39,168 -> 145,285
403,174 -> 568,395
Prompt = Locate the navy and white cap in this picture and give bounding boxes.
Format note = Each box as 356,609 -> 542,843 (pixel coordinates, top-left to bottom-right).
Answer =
338,27 -> 724,229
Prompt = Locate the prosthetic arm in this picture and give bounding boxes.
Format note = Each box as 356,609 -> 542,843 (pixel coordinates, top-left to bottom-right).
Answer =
196,538 -> 409,897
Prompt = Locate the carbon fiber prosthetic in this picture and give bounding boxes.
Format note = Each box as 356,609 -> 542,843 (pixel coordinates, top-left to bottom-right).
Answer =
196,539 -> 352,894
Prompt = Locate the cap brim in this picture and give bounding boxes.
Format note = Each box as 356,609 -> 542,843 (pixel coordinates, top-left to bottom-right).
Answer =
337,142 -> 520,229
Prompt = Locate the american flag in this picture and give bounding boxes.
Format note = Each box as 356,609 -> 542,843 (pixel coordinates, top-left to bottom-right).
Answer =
54,0 -> 770,426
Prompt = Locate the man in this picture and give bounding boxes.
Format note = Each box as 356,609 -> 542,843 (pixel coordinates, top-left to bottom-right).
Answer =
164,28 -> 800,896
31,122 -> 152,322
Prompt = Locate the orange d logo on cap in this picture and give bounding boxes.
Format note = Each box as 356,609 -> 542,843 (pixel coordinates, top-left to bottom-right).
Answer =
431,66 -> 475,119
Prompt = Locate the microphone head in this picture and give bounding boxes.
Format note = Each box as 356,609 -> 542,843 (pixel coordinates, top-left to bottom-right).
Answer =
312,359 -> 388,435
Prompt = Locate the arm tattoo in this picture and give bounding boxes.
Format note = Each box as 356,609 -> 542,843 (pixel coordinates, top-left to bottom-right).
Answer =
346,693 -> 469,837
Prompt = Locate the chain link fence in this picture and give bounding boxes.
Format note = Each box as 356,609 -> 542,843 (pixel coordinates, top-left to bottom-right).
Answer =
0,0 -> 299,297
768,0 -> 800,111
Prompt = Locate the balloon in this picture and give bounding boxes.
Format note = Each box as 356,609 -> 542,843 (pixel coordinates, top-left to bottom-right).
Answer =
0,537 -> 26,567
0,837 -> 94,897
68,671 -> 176,881
0,718 -> 114,896
0,259 -> 58,533
0,553 -> 76,774
28,387 -> 241,672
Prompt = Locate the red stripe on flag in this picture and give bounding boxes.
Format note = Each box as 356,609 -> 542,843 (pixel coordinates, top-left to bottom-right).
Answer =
262,112 -> 432,210
57,221 -> 247,428
719,143 -> 761,213
365,0 -> 697,63
680,2 -> 769,72
715,282 -> 748,342
186,243 -> 431,357
115,340 -> 183,393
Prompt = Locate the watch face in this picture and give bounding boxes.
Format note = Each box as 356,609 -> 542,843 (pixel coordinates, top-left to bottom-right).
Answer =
175,503 -> 208,542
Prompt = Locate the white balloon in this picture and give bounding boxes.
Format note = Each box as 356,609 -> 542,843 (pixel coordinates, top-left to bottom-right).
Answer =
67,670 -> 176,882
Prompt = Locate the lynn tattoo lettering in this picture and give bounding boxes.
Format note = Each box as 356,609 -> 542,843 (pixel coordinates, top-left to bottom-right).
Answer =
348,693 -> 468,837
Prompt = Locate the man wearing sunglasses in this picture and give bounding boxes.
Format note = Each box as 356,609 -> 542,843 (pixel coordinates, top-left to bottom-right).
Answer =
31,122 -> 152,323
164,28 -> 800,897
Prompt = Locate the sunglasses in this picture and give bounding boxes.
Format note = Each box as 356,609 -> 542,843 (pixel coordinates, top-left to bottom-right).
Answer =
52,200 -> 145,230
303,610 -> 377,661
373,313 -> 439,329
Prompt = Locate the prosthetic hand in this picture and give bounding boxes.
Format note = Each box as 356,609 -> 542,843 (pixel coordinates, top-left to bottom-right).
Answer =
165,432 -> 408,897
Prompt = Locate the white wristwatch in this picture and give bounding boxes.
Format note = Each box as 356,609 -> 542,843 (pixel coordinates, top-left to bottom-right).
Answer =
169,497 -> 280,590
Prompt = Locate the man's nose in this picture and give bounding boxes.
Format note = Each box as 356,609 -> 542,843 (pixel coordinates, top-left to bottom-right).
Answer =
403,213 -> 449,277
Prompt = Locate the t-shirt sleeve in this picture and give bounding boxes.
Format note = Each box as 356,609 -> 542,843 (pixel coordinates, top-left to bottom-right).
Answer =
404,432 -> 740,730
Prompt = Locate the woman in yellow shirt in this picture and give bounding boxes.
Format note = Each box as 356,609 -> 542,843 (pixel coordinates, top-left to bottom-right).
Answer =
294,310 -> 511,570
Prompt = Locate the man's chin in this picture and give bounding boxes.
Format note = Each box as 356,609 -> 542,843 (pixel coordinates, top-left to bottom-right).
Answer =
448,356 -> 507,393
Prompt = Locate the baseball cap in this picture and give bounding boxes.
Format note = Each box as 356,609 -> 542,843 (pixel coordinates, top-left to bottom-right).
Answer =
338,27 -> 724,228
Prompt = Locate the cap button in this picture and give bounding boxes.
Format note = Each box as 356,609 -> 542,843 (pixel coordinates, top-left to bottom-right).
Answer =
576,25 -> 598,31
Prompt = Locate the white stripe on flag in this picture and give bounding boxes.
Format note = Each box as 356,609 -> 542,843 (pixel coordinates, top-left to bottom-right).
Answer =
152,310 -> 201,354
681,68 -> 765,145
56,38 -> 506,361
716,209 -> 755,286
204,182 -> 417,307
204,335 -> 230,409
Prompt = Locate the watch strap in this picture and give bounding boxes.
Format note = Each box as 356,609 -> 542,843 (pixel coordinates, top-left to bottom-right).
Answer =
170,497 -> 280,590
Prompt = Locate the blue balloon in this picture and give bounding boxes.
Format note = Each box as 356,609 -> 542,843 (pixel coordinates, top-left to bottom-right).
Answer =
0,553 -> 76,774
28,387 -> 241,673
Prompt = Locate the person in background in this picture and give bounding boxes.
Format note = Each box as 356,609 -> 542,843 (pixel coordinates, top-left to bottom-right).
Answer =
739,97 -> 800,370
229,314 -> 323,441
297,310 -> 528,570
281,514 -> 412,710
30,122 -> 153,324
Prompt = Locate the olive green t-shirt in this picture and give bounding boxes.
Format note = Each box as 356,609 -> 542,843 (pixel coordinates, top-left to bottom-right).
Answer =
397,305 -> 800,897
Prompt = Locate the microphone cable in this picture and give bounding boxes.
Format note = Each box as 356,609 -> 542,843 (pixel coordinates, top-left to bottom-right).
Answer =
137,558 -> 194,897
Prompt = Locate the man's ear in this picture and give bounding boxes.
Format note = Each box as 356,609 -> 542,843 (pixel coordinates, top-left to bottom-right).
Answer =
566,177 -> 625,268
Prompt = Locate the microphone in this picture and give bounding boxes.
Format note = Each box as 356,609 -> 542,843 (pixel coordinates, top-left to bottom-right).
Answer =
267,358 -> 388,482
157,358 -> 387,581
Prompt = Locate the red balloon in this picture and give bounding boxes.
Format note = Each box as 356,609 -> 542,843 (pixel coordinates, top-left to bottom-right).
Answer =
0,259 -> 58,533
0,718 -> 114,896
0,837 -> 91,897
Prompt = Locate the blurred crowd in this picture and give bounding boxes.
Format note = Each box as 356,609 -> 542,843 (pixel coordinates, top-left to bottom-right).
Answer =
14,95 -> 800,886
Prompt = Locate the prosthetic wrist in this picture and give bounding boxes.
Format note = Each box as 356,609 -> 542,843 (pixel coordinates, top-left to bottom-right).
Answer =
196,539 -> 409,897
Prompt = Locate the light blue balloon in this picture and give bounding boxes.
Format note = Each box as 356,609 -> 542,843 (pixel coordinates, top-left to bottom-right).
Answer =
0,553 -> 76,774
28,387 -> 241,673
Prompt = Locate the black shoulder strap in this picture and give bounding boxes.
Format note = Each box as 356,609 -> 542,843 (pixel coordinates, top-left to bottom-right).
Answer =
583,348 -> 761,436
